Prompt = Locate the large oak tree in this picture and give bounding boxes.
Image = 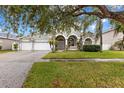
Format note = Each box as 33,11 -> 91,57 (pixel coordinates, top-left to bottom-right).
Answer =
1,5 -> 124,33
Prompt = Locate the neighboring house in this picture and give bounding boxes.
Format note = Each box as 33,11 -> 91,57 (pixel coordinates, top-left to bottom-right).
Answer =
0,32 -> 18,50
97,29 -> 123,50
20,29 -> 124,51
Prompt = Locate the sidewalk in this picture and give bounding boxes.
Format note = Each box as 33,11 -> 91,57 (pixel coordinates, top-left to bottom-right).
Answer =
44,58 -> 124,62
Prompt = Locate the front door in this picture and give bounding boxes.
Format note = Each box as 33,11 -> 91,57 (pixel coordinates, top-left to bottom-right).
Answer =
57,41 -> 65,50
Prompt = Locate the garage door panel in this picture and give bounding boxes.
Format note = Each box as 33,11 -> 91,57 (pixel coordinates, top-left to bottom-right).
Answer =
21,43 -> 32,50
34,43 -> 50,50
21,42 -> 51,50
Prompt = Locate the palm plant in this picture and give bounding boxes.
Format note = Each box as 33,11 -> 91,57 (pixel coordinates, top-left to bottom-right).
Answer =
48,37 -> 58,53
13,43 -> 18,51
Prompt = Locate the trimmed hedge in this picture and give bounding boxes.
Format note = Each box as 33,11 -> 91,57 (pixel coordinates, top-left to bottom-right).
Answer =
83,45 -> 101,52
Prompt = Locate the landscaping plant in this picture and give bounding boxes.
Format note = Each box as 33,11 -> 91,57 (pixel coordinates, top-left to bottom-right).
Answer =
48,39 -> 58,53
111,40 -> 124,51
13,43 -> 18,51
83,45 -> 101,52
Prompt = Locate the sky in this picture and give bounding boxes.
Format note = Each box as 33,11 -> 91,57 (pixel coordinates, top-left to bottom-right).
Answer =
88,18 -> 112,33
0,5 -> 123,36
83,7 -> 113,33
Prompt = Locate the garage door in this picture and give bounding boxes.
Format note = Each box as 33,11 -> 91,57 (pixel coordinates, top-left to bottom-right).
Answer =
20,42 -> 51,50
34,42 -> 51,50
21,42 -> 32,50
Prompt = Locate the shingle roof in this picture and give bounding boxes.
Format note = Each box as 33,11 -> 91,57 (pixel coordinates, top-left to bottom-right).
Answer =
0,32 -> 18,40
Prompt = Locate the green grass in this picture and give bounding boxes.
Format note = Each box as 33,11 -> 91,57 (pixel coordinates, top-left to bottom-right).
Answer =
43,50 -> 124,59
24,62 -> 124,88
0,50 -> 15,54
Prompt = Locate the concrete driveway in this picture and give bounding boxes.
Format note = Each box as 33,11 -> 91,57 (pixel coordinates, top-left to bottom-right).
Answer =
0,50 -> 49,88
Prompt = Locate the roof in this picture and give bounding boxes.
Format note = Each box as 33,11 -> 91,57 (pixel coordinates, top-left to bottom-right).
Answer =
0,37 -> 19,41
0,32 -> 18,40
102,29 -> 115,34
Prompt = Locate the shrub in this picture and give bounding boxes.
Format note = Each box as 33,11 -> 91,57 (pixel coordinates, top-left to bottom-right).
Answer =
13,43 -> 18,50
48,39 -> 58,53
83,45 -> 101,52
111,40 -> 124,51
0,46 -> 2,50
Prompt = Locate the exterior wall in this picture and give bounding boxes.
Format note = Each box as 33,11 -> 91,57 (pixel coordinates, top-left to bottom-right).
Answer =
0,38 -> 18,50
97,30 -> 123,50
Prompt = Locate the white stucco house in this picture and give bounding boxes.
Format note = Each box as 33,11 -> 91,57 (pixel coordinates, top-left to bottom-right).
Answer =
19,29 -> 124,51
0,29 -> 123,51
19,30 -> 95,51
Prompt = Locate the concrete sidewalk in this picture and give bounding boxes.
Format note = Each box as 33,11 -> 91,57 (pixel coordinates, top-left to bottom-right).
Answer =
48,58 -> 124,62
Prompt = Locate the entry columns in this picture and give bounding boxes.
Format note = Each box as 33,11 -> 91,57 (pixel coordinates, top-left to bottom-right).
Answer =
65,38 -> 68,50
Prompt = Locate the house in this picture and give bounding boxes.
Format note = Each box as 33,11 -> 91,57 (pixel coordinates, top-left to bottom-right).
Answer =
19,29 -> 123,51
19,30 -> 95,51
0,32 -> 19,50
0,28 -> 123,51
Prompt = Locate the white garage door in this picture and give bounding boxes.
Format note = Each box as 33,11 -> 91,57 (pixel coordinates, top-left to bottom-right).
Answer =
21,42 -> 32,50
20,42 -> 51,50
34,42 -> 51,50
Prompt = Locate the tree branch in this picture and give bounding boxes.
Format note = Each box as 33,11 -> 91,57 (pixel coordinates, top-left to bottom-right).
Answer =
72,5 -> 124,24
73,12 -> 103,18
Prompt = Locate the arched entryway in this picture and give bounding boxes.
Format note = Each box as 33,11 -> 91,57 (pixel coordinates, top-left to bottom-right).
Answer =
84,38 -> 92,45
68,35 -> 77,49
56,35 -> 65,50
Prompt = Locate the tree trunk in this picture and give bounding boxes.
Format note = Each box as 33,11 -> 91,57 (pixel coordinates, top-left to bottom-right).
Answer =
99,19 -> 103,52
100,31 -> 103,52
122,31 -> 124,50
99,30 -> 103,52
79,36 -> 83,50
32,39 -> 34,51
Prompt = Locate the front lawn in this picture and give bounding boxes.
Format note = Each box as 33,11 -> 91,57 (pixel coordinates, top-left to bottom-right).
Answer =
43,51 -> 124,59
0,50 -> 15,54
24,62 -> 124,88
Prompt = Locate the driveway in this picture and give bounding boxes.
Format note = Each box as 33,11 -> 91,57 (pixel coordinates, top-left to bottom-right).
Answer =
0,50 -> 49,88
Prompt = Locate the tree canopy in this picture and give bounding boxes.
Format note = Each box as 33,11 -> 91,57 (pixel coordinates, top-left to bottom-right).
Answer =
0,5 -> 124,35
